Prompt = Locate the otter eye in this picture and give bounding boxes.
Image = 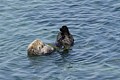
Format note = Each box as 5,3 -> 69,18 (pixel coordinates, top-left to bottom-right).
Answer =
41,45 -> 43,48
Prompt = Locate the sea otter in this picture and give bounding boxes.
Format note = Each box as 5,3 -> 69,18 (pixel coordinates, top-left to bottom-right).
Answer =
27,25 -> 74,56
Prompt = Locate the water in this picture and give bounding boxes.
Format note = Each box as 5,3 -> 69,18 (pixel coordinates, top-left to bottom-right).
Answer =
0,0 -> 120,80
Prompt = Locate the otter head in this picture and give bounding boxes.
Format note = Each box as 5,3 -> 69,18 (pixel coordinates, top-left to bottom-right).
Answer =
60,25 -> 70,36
27,39 -> 45,56
27,39 -> 54,56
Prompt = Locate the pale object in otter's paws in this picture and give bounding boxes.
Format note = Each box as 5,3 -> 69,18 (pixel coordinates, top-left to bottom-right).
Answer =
27,39 -> 54,56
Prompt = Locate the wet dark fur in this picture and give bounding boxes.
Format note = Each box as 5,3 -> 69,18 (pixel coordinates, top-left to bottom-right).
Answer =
56,25 -> 74,49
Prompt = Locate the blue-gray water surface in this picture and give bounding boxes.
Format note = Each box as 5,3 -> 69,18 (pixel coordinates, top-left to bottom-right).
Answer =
0,0 -> 120,80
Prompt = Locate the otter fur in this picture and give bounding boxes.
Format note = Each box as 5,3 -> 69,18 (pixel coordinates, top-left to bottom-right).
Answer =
27,39 -> 54,56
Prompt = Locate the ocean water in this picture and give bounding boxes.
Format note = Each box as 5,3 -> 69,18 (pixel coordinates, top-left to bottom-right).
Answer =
0,0 -> 120,80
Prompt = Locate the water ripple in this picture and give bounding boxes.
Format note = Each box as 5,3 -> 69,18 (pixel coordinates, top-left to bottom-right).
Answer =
0,0 -> 120,80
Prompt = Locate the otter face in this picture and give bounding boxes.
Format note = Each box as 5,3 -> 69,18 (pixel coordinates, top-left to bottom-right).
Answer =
27,39 -> 45,55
